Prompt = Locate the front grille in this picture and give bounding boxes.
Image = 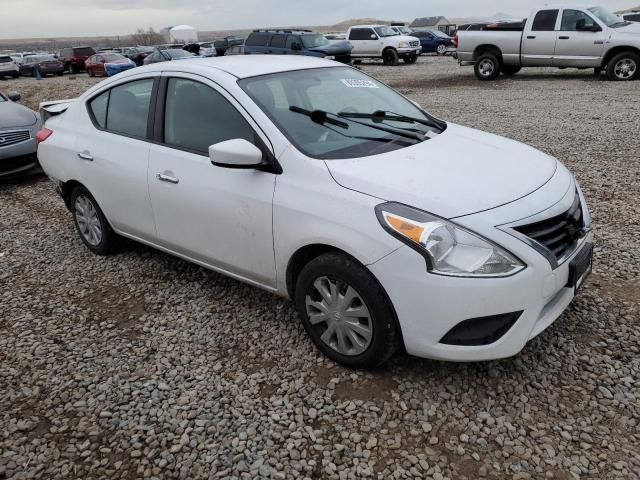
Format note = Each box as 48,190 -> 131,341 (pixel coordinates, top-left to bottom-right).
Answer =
514,191 -> 585,261
0,130 -> 31,147
409,41 -> 420,48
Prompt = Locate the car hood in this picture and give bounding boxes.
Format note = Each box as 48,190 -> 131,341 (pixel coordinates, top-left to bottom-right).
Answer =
612,21 -> 640,35
309,41 -> 353,55
0,101 -> 38,129
394,35 -> 420,42
324,123 -> 558,219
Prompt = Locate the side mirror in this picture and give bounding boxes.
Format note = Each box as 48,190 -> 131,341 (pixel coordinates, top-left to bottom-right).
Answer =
7,91 -> 21,102
576,19 -> 601,32
209,139 -> 263,168
370,34 -> 377,40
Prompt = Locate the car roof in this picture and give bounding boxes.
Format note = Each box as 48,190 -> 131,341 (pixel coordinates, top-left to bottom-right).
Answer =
129,55 -> 340,79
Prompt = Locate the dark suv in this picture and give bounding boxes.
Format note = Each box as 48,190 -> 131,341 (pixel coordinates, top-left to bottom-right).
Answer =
57,46 -> 96,73
244,30 -> 352,63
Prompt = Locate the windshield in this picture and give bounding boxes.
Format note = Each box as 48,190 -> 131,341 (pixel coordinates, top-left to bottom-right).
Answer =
301,34 -> 330,48
239,67 -> 444,160
166,49 -> 193,59
374,26 -> 398,37
394,26 -> 412,35
588,7 -> 623,26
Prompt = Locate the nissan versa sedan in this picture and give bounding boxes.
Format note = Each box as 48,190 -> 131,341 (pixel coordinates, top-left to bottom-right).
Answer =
37,57 -> 593,368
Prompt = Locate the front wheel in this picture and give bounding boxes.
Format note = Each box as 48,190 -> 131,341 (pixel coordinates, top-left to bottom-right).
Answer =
382,48 -> 399,66
70,187 -> 117,255
403,54 -> 418,64
606,52 -> 639,81
474,53 -> 501,81
295,252 -> 401,369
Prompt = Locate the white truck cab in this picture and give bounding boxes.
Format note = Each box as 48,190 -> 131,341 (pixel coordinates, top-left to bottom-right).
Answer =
347,25 -> 422,65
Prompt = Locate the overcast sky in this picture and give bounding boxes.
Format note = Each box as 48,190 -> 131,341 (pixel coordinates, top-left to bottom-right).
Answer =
0,0 -> 635,39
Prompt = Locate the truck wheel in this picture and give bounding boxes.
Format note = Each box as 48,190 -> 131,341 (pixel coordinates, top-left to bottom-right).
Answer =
606,51 -> 639,81
501,65 -> 521,76
403,54 -> 418,64
382,48 -> 399,66
474,53 -> 501,81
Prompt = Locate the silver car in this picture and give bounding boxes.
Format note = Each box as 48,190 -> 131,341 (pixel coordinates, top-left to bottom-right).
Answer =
0,91 -> 42,177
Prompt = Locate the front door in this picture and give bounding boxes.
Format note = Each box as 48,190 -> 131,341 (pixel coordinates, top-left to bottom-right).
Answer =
522,9 -> 560,66
147,74 -> 277,287
554,9 -> 606,67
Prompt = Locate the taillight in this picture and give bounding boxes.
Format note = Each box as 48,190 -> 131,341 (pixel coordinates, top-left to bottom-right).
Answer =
36,128 -> 53,146
453,33 -> 458,49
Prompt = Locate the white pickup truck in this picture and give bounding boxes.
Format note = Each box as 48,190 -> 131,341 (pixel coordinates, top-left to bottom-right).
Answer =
456,5 -> 640,81
347,25 -> 422,65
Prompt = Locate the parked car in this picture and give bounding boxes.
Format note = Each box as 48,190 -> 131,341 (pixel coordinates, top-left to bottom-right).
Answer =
411,30 -> 454,55
0,56 -> 20,78
19,55 -> 65,77
143,48 -> 195,65
0,91 -> 42,178
123,46 -> 154,66
86,53 -> 136,77
37,56 -> 593,368
57,46 -> 96,73
9,52 -> 37,65
456,5 -> 640,81
347,25 -> 422,65
197,42 -> 218,57
244,30 -> 352,63
622,12 -> 640,22
224,45 -> 245,56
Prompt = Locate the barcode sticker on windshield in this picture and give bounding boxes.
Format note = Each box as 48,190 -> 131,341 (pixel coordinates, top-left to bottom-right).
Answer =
341,79 -> 379,88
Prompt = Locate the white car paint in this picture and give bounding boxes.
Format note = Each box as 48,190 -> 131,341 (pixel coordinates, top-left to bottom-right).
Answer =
38,56 -> 592,362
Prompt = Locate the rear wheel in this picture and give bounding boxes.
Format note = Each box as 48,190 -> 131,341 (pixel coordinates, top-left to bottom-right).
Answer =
382,48 -> 399,66
474,52 -> 501,81
295,252 -> 401,369
70,187 -> 116,255
501,65 -> 521,76
606,51 -> 639,81
436,44 -> 447,55
403,54 -> 418,64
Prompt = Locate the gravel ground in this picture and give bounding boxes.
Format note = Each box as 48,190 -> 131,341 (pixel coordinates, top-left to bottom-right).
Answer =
1,57 -> 639,480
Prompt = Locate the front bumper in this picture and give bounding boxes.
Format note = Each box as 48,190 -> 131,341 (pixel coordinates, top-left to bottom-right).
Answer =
369,178 -> 592,362
1,125 -> 41,177
398,47 -> 422,56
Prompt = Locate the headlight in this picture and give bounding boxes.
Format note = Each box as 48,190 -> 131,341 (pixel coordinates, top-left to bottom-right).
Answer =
398,42 -> 410,48
375,202 -> 525,277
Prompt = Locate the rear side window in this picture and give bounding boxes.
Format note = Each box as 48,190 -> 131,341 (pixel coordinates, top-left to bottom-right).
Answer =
245,33 -> 269,47
349,28 -> 375,40
163,78 -> 255,154
270,34 -> 286,48
88,79 -> 154,138
531,10 -> 559,31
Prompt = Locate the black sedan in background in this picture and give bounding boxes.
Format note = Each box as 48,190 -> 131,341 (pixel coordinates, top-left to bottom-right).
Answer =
19,55 -> 65,77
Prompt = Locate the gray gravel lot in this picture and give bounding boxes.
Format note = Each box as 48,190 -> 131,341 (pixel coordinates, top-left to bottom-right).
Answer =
1,57 -> 639,480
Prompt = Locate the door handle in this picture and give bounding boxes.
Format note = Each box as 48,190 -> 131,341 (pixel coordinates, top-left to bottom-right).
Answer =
559,36 -> 570,40
527,35 -> 536,39
77,151 -> 93,161
156,173 -> 179,184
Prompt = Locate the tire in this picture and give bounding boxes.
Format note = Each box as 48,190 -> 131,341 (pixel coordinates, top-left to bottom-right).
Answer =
294,252 -> 401,369
335,55 -> 352,64
71,64 -> 79,74
382,48 -> 399,66
436,44 -> 447,56
70,187 -> 116,255
501,65 -> 521,76
88,68 -> 94,77
474,52 -> 501,81
403,54 -> 418,64
606,51 -> 640,81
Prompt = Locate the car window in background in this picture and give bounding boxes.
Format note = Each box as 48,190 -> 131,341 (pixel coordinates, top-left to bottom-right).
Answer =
0,93 -> 6,103
105,79 -> 154,138
166,49 -> 193,59
562,10 -> 598,30
301,35 -> 329,48
246,33 -> 270,46
103,53 -> 125,61
75,47 -> 96,56
349,28 -> 375,40
270,34 -> 286,48
0,56 -> 13,63
531,9 -> 559,31
163,78 -> 255,154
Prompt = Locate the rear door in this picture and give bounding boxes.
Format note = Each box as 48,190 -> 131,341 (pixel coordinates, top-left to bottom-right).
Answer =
554,9 -> 606,67
522,9 -> 559,66
269,34 -> 287,54
245,32 -> 271,54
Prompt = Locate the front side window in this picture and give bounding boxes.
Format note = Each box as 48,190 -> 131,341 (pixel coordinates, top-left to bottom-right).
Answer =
349,28 -> 375,41
246,33 -> 269,47
270,34 -> 286,48
561,10 -> 597,30
374,26 -> 397,37
240,67 -> 444,160
163,78 -> 255,154
532,10 -> 559,31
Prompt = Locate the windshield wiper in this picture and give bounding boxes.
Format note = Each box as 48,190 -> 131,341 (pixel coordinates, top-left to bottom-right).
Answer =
609,21 -> 630,27
339,110 -> 445,131
289,106 -> 425,142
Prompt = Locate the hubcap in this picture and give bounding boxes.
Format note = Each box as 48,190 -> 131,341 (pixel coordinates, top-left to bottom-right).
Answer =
614,58 -> 637,79
437,45 -> 446,54
305,276 -> 373,356
479,59 -> 495,77
74,195 -> 102,246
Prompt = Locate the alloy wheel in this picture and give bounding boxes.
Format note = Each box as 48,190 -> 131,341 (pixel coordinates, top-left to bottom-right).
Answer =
305,276 -> 373,356
614,58 -> 637,80
437,44 -> 447,55
478,59 -> 495,77
74,194 -> 102,246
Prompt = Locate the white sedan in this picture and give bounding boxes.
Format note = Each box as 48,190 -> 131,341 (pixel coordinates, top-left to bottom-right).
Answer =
37,56 -> 593,368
